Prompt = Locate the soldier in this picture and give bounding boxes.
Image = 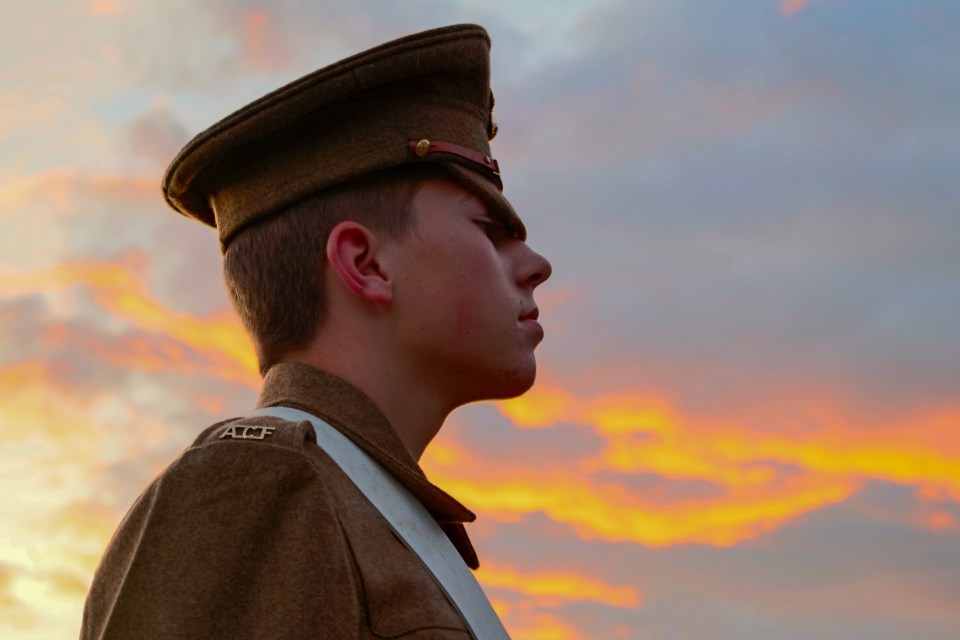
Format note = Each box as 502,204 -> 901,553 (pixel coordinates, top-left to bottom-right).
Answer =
82,24 -> 551,639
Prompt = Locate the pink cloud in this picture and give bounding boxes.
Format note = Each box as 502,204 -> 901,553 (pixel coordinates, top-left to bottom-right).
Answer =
780,0 -> 812,17
240,9 -> 294,72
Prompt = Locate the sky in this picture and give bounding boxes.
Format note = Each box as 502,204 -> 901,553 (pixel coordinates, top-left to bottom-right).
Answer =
1,0 -> 959,638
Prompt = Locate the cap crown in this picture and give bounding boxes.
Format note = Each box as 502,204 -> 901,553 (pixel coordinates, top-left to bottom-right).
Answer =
162,24 -> 523,250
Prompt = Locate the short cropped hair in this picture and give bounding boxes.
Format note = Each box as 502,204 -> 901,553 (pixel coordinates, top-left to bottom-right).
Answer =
223,164 -> 448,375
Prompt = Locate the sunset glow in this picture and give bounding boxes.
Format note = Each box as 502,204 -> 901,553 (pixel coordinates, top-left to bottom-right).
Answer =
3,2 -> 958,639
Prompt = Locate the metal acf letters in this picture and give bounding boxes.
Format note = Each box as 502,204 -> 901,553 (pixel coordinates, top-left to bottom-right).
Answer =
218,424 -> 276,441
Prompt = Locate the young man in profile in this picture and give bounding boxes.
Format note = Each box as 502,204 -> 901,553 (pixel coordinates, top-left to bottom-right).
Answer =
82,24 -> 551,640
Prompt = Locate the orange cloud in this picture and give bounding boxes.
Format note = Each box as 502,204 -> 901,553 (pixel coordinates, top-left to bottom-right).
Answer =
477,563 -> 641,608
499,385 -> 577,428
428,447 -> 857,546
503,612 -> 581,640
780,0 -> 811,17
0,360 -> 153,639
0,260 -> 258,385
428,382 -> 960,547
90,0 -> 124,16
501,384 -> 678,437
923,510 -> 956,531
510,384 -> 960,491
488,595 -> 586,640
0,171 -> 155,215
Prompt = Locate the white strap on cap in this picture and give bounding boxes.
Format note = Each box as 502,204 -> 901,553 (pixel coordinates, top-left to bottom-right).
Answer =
247,406 -> 511,640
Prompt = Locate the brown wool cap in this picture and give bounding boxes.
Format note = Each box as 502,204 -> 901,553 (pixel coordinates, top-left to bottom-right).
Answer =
162,24 -> 525,251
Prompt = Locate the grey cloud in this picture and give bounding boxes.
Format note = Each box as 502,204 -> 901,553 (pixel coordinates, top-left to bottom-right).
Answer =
0,166 -> 230,316
590,470 -> 728,504
485,0 -> 960,424
481,480 -> 960,640
142,0 -> 480,92
446,403 -> 606,469
124,107 -> 191,168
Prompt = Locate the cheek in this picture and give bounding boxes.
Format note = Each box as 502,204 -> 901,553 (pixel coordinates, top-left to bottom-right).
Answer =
411,237 -> 512,336
449,273 -> 487,336
450,266 -> 511,336
451,299 -> 474,338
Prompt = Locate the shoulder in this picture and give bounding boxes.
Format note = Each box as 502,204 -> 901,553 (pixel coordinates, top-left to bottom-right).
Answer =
101,414 -> 349,571
83,415 -> 361,640
151,415 -> 325,506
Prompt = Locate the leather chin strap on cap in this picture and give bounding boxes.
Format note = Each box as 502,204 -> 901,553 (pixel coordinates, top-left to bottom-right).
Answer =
409,139 -> 501,180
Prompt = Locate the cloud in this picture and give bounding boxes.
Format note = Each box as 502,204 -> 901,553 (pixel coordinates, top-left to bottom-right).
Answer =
429,421 -> 859,548
478,562 -> 641,608
236,8 -> 295,72
494,608 -> 582,640
780,0 -> 811,17
0,260 -> 257,385
421,379 -> 960,549
0,263 -> 259,638
0,167 -> 228,316
442,404 -> 606,468
483,0 -> 960,444
4,1 -> 959,638
124,105 -> 191,168
0,359 -> 139,639
0,170 -> 158,272
477,480 -> 960,640
590,470 -> 728,504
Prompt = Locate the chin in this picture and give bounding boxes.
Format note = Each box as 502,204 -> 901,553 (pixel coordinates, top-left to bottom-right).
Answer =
446,355 -> 538,406
489,361 -> 538,400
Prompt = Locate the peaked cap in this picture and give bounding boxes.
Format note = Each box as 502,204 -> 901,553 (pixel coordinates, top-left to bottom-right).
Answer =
161,24 -> 524,250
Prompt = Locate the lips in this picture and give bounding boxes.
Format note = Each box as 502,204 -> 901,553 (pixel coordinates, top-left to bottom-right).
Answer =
519,306 -> 544,343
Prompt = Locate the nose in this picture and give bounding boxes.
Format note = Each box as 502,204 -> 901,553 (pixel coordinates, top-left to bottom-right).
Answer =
517,242 -> 552,289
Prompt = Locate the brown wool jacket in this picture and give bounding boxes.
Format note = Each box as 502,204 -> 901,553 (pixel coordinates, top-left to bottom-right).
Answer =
82,363 -> 480,639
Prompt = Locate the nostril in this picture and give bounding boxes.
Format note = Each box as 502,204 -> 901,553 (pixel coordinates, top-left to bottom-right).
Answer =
531,255 -> 552,287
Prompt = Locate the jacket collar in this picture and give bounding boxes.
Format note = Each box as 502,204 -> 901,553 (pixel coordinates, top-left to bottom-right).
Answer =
255,362 -> 479,567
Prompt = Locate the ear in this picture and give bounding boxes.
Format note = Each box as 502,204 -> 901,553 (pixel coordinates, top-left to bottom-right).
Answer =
325,221 -> 393,305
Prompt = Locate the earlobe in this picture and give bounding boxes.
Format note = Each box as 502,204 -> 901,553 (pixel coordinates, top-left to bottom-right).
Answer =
326,221 -> 393,305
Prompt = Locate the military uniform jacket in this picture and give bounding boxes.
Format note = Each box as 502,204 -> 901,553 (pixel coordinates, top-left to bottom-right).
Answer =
82,363 -> 480,639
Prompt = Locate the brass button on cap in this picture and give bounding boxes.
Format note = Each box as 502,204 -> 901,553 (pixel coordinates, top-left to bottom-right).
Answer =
415,139 -> 431,156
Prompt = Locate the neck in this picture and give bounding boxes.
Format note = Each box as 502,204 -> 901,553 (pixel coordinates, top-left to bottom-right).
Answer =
289,335 -> 450,461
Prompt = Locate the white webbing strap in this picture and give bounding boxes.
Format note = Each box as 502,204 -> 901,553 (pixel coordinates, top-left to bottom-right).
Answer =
247,406 -> 510,640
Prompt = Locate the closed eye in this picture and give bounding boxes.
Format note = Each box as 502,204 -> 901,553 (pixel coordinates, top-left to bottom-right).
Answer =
475,219 -> 504,240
